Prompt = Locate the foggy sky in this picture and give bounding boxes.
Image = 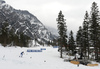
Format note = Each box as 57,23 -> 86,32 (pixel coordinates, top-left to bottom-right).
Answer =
5,0 -> 100,34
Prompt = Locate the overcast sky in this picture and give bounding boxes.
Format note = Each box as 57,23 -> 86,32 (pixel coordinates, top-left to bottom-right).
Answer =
5,0 -> 100,34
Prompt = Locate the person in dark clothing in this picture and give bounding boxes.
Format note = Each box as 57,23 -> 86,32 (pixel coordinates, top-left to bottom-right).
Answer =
74,51 -> 77,54
19,51 -> 24,57
80,52 -> 84,59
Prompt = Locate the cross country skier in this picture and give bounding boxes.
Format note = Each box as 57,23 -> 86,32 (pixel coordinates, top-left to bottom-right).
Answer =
19,51 -> 24,57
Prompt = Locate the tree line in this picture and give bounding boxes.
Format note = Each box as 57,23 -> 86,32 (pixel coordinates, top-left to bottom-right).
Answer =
0,20 -> 31,47
76,2 -> 100,61
57,2 -> 100,61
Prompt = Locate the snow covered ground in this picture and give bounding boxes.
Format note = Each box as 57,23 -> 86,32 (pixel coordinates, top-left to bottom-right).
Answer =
0,45 -> 100,69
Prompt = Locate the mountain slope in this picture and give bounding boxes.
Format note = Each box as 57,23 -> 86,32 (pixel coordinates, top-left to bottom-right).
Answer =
0,0 -> 57,44
45,26 -> 58,36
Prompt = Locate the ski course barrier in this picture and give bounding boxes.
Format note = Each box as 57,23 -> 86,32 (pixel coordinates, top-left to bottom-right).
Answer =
27,49 -> 42,52
40,48 -> 46,50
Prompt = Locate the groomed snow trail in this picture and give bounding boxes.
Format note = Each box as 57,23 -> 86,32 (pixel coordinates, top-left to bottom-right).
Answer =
0,46 -> 100,69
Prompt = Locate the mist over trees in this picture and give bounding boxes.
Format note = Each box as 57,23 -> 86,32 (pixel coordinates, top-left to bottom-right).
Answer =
57,2 -> 100,61
0,1 -> 100,62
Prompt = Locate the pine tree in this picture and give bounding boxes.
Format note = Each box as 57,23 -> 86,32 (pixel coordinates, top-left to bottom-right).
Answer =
0,20 -> 9,46
82,11 -> 90,59
9,27 -> 15,46
76,26 -> 83,52
57,11 -> 67,58
68,30 -> 75,53
89,2 -> 100,60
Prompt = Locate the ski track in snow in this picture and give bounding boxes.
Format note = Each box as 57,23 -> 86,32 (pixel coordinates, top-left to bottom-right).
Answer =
0,45 -> 100,69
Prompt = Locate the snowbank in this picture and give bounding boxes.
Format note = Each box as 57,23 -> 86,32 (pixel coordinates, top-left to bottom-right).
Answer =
0,45 -> 100,69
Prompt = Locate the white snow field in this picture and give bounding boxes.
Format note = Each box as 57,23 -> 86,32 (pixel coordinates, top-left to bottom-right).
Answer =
0,45 -> 100,69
